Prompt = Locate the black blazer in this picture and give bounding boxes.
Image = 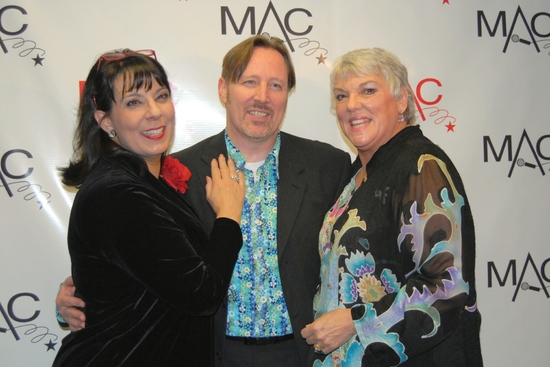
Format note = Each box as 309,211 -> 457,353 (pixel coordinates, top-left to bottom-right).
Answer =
172,130 -> 353,366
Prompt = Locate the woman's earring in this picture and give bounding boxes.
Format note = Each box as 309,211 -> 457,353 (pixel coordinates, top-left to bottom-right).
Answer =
107,130 -> 117,138
398,113 -> 405,122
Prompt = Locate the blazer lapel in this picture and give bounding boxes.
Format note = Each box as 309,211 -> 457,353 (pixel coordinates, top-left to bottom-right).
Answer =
178,131 -> 227,235
277,133 -> 307,258
198,131 -> 228,193
191,131 -> 306,259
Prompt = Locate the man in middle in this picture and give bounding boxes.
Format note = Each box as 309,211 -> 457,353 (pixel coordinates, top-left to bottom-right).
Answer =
174,35 -> 352,366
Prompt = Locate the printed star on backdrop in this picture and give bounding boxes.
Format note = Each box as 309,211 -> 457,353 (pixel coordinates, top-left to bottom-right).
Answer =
32,54 -> 44,66
443,0 -> 450,4
316,53 -> 327,64
45,339 -> 57,351
445,122 -> 456,132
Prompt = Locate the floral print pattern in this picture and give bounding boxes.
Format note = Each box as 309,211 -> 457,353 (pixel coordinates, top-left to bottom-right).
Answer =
225,133 -> 292,337
312,132 -> 478,367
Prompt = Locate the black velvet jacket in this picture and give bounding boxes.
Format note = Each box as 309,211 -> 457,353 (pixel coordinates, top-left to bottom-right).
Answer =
53,154 -> 242,366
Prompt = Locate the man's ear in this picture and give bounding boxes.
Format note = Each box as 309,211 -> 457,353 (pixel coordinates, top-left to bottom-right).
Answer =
218,77 -> 228,106
94,110 -> 113,133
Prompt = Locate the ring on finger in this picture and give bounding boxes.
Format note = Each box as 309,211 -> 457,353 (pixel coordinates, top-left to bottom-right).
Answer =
230,175 -> 240,183
314,344 -> 325,355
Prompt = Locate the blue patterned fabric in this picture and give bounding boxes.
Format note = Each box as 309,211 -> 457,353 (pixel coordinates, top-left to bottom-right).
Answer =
225,133 -> 292,337
313,126 -> 482,367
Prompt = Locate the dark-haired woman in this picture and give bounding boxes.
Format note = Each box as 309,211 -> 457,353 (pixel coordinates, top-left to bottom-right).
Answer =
53,49 -> 245,366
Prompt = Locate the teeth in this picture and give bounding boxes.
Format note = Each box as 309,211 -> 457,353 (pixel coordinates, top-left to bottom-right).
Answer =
250,111 -> 268,117
350,118 -> 370,126
142,127 -> 164,137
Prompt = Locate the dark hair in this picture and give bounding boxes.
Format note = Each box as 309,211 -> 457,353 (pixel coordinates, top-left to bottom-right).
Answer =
60,49 -> 171,187
221,34 -> 296,92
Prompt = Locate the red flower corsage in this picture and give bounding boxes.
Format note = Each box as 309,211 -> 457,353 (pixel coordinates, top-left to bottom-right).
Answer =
160,156 -> 192,194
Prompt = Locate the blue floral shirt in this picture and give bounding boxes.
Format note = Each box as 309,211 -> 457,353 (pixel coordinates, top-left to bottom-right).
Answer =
225,132 -> 292,337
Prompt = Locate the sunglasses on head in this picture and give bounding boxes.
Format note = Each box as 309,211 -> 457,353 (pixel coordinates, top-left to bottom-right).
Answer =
96,49 -> 157,70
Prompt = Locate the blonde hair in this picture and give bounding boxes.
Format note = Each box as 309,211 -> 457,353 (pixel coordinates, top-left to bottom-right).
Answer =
330,48 -> 416,125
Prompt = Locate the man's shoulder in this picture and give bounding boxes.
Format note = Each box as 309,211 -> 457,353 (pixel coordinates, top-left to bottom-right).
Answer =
280,131 -> 347,155
171,131 -> 225,160
279,132 -> 352,183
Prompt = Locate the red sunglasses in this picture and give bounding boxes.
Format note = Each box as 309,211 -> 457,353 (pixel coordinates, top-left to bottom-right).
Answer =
96,49 -> 157,70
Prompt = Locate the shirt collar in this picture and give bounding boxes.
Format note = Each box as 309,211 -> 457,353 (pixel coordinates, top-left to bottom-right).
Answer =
224,130 -> 281,177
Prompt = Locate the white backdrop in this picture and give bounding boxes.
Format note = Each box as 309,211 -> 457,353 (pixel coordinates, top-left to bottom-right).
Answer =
1,1 -> 549,366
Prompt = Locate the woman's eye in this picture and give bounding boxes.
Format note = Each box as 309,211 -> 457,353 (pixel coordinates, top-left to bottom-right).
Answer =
363,88 -> 376,95
126,99 -> 140,107
335,94 -> 347,101
157,93 -> 170,100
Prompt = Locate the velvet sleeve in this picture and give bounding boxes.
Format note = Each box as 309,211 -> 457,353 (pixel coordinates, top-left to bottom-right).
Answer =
352,154 -> 472,365
77,177 -> 242,317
